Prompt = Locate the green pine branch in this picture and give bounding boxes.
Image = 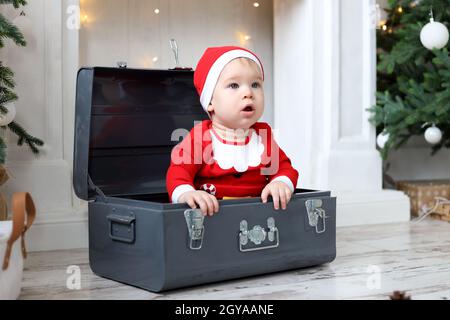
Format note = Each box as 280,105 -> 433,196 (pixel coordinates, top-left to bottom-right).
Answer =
0,0 -> 27,9
369,0 -> 450,160
0,14 -> 26,47
7,121 -> 44,154
0,0 -> 44,165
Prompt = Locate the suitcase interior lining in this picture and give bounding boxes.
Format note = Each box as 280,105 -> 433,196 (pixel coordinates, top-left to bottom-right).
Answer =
107,188 -> 323,204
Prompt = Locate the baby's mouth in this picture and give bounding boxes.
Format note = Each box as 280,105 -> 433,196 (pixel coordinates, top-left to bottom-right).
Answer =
242,105 -> 255,112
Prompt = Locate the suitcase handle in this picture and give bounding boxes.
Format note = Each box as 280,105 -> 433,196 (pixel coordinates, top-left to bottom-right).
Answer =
107,214 -> 136,244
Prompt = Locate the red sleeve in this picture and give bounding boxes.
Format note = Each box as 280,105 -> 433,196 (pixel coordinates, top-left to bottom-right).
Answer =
269,142 -> 299,189
166,123 -> 204,202
257,123 -> 299,189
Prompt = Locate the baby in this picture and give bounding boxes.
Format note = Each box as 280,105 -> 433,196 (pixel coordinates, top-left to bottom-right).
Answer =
166,46 -> 299,216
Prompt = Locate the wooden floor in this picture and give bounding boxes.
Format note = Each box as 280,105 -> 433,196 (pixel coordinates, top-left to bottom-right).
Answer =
19,219 -> 450,300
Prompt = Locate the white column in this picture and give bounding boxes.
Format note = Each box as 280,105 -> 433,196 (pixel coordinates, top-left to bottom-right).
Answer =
274,0 -> 410,226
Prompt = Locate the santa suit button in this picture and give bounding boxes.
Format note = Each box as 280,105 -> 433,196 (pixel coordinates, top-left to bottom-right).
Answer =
201,184 -> 216,196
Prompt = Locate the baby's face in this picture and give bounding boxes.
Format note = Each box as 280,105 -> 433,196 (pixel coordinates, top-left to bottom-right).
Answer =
208,58 -> 264,129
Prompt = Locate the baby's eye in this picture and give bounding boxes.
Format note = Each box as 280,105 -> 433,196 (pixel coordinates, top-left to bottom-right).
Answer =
228,83 -> 239,89
252,82 -> 262,88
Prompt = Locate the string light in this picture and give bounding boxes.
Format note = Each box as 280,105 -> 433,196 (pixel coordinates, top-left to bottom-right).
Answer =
253,2 -> 260,7
81,14 -> 89,24
236,32 -> 252,45
381,24 -> 387,31
152,57 -> 158,62
154,8 -> 160,14
397,6 -> 403,13
379,20 -> 387,29
388,27 -> 393,34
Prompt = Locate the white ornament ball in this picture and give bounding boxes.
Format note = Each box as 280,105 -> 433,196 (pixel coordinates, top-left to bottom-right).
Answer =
0,103 -> 16,126
420,19 -> 449,50
424,125 -> 442,144
377,131 -> 389,149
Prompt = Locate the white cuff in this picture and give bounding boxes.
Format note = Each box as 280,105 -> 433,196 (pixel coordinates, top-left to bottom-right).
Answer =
271,176 -> 295,193
171,184 -> 196,203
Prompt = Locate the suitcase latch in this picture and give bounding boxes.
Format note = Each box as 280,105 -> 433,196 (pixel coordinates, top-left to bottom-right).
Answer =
239,217 -> 279,252
305,199 -> 328,234
184,209 -> 205,250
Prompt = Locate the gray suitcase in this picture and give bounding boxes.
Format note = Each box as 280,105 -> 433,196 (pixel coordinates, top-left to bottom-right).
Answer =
73,67 -> 336,292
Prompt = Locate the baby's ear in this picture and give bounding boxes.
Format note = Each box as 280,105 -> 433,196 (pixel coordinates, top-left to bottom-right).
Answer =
207,103 -> 214,113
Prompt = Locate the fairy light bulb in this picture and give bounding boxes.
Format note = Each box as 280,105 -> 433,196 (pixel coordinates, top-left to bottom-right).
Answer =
154,8 -> 160,14
81,14 -> 89,24
253,2 -> 260,7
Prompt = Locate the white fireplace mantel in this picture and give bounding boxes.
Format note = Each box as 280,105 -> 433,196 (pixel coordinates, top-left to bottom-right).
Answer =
273,0 -> 409,226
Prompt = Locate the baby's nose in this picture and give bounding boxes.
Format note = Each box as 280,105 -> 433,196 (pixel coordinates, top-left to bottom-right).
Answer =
243,87 -> 253,99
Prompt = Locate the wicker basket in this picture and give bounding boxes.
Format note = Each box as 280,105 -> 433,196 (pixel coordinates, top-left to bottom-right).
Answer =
396,180 -> 450,219
432,200 -> 450,221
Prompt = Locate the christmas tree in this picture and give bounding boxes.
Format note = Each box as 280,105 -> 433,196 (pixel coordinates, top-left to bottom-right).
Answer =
0,0 -> 43,164
368,0 -> 450,160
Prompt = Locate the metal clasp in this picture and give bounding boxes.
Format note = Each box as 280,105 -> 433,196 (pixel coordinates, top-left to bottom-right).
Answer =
239,217 -> 279,252
305,199 -> 328,234
117,61 -> 127,68
184,209 -> 205,250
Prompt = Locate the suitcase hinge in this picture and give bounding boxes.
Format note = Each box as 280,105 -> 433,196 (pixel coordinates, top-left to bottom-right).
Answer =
305,199 -> 328,234
239,217 -> 279,252
184,209 -> 205,250
88,175 -> 107,202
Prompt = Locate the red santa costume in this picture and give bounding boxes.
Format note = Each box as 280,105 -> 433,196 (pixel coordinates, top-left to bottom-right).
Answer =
166,46 -> 299,203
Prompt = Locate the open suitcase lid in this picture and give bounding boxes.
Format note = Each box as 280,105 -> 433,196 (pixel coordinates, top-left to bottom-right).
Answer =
73,67 -> 208,201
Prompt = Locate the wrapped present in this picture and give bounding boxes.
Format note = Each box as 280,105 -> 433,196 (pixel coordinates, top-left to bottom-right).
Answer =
396,180 -> 450,218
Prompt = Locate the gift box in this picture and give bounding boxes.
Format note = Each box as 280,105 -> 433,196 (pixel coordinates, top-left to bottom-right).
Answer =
396,180 -> 450,218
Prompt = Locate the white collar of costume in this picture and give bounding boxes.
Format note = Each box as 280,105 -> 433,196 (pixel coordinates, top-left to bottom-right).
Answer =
210,130 -> 265,172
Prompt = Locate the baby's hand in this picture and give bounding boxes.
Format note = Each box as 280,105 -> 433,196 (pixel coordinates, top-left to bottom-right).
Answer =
178,190 -> 219,216
261,181 -> 293,210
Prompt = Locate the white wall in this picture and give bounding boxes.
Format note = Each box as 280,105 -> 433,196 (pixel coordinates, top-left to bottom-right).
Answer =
386,137 -> 450,183
79,0 -> 275,124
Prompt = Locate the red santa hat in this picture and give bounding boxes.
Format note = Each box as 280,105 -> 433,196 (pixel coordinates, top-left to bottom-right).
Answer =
194,46 -> 264,112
